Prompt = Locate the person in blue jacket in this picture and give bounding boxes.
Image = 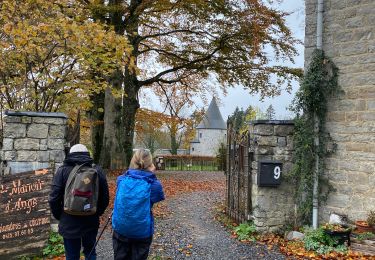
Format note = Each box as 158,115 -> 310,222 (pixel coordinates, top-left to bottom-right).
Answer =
49,144 -> 109,260
112,149 -> 165,260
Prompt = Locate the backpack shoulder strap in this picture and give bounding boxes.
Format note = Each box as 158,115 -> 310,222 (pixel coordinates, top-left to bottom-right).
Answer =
66,164 -> 84,187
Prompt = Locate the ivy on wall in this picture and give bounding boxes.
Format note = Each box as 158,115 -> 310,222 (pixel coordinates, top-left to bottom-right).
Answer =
288,49 -> 340,224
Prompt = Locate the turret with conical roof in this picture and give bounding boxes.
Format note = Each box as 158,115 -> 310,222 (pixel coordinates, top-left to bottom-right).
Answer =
190,97 -> 227,156
196,97 -> 226,130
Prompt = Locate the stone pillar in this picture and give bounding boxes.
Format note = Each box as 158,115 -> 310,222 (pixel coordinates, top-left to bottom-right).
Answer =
0,111 -> 67,174
0,111 -> 67,258
249,120 -> 295,232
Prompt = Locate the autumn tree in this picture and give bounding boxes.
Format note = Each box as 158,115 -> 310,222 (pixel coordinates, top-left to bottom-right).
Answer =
182,108 -> 205,149
153,80 -> 202,154
81,0 -> 302,168
266,104 -> 276,120
0,0 -> 130,114
134,108 -> 169,154
228,105 -> 258,134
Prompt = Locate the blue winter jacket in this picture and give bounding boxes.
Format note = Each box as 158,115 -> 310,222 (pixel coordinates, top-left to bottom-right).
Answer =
115,169 -> 165,237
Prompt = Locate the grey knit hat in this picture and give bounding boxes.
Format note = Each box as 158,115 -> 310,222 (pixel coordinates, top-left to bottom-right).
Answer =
69,144 -> 88,153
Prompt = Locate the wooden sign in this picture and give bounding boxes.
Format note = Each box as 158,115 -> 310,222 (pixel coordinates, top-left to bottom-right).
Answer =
0,169 -> 52,259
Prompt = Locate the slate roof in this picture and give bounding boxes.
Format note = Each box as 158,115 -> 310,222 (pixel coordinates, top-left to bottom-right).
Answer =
196,97 -> 226,129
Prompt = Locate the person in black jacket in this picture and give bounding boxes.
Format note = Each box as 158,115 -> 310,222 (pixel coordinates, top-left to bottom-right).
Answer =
49,144 -> 109,260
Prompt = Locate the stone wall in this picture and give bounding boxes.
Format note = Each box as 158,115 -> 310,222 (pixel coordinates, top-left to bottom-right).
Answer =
249,120 -> 295,232
305,0 -> 375,221
0,111 -> 67,173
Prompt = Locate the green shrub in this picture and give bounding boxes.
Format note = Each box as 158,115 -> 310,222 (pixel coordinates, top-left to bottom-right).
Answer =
356,232 -> 375,241
303,227 -> 347,254
42,232 -> 65,257
234,222 -> 256,241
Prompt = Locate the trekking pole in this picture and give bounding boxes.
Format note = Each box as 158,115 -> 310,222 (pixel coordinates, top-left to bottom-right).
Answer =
87,211 -> 113,259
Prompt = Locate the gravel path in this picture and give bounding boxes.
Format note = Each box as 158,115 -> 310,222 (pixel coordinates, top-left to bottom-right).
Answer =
97,172 -> 286,260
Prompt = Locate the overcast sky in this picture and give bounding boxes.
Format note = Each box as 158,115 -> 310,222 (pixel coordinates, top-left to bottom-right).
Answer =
218,0 -> 305,120
140,0 -> 305,120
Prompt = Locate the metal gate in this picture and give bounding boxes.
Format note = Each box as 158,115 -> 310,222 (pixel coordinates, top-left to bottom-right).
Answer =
226,123 -> 253,223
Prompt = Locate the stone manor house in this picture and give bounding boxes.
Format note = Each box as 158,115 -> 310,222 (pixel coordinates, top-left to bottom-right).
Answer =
305,0 -> 375,221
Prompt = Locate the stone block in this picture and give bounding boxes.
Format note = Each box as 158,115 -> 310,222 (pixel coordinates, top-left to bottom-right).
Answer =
352,29 -> 373,42
345,142 -> 367,152
4,116 -> 21,123
32,117 -> 66,125
338,160 -> 361,171
338,42 -> 368,56
327,194 -> 350,208
47,139 -> 65,150
4,151 -> 16,160
38,151 -> 50,162
265,217 -> 285,226
367,100 -> 375,110
253,125 -> 274,136
345,112 -> 358,121
49,125 -> 66,138
327,112 -> 346,122
2,138 -> 14,150
333,31 -> 352,43
345,16 -> 364,28
16,150 -> 37,161
358,161 -> 375,174
277,137 -> 286,147
286,136 -> 294,150
256,146 -> 273,155
273,147 -> 288,155
256,136 -> 277,146
20,117 -> 32,123
27,124 -> 48,138
39,139 -> 48,150
14,138 -> 40,150
358,111 -> 375,121
347,171 -> 370,185
352,185 -> 371,194
50,150 -> 65,163
273,155 -> 292,162
274,125 -> 294,136
286,231 -> 305,241
3,124 -> 26,138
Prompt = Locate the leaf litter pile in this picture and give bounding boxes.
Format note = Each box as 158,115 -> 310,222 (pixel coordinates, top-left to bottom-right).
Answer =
101,170 -> 225,226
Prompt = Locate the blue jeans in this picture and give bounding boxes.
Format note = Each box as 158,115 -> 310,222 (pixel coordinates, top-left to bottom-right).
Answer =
63,229 -> 98,260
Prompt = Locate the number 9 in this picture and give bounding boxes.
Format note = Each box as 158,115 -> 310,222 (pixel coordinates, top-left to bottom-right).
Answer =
274,166 -> 281,179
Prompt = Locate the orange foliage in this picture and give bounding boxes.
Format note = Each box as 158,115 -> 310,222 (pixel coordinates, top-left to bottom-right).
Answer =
101,170 -> 225,224
258,234 -> 373,260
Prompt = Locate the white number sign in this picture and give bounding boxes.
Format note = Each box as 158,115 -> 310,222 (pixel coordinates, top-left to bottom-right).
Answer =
274,166 -> 281,179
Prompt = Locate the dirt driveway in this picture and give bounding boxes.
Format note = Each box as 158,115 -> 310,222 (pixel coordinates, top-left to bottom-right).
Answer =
96,171 -> 285,260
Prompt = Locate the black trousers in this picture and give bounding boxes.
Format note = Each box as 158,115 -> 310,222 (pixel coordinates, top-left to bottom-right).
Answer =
112,231 -> 152,260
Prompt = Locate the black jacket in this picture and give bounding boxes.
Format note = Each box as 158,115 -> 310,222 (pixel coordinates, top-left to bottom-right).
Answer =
49,152 -> 109,239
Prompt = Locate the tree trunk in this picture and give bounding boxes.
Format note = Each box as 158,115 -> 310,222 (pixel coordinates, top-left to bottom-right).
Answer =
170,134 -> 178,155
121,73 -> 140,166
99,0 -> 140,169
89,92 -> 105,164
100,72 -> 139,169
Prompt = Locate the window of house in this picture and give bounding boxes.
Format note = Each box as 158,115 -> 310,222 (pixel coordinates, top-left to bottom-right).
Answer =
199,133 -> 202,138
192,147 -> 194,151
